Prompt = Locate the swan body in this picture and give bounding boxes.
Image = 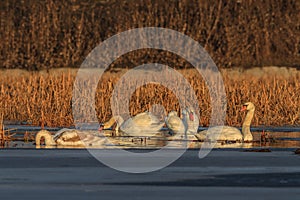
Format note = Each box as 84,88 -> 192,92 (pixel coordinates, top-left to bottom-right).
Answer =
100,111 -> 165,137
195,102 -> 255,142
195,126 -> 242,141
35,128 -> 106,147
165,108 -> 198,140
165,111 -> 186,135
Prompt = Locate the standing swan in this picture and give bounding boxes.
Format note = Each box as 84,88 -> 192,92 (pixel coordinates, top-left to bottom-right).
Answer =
35,128 -> 106,147
195,102 -> 255,142
99,111 -> 165,137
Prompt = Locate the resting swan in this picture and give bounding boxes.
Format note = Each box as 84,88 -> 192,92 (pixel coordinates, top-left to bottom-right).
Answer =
195,102 -> 255,142
35,128 -> 106,147
99,111 -> 165,137
165,111 -> 187,135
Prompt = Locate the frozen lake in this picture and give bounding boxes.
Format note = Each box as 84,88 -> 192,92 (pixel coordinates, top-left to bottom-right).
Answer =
0,149 -> 299,199
1,125 -> 300,199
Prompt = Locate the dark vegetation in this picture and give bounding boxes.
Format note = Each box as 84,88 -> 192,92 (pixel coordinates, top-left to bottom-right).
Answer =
0,0 -> 299,70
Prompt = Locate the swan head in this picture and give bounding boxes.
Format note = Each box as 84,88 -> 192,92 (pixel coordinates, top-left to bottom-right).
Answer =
183,107 -> 197,121
188,107 -> 196,121
98,115 -> 123,131
241,102 -> 255,112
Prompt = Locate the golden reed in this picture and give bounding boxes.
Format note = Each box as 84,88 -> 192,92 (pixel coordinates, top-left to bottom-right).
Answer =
0,68 -> 299,127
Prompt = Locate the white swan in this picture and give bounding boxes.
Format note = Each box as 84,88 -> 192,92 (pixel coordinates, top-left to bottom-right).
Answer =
99,111 -> 165,137
183,107 -> 199,134
165,108 -> 199,135
165,111 -> 186,135
195,102 -> 255,142
35,128 -> 106,147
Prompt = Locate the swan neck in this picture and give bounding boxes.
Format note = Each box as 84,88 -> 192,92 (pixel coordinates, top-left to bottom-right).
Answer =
104,116 -> 123,129
242,125 -> 251,136
182,112 -> 189,138
36,131 -> 56,146
243,109 -> 254,127
242,109 -> 254,140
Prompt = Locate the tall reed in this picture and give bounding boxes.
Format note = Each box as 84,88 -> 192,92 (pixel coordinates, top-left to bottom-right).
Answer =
0,68 -> 299,127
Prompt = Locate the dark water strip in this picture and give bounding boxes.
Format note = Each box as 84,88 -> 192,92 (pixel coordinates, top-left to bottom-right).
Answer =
108,172 -> 300,187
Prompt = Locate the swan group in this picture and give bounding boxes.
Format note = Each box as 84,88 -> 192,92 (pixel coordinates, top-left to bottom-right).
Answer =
195,102 -> 255,142
36,102 -> 255,147
99,111 -> 165,137
35,128 -> 106,147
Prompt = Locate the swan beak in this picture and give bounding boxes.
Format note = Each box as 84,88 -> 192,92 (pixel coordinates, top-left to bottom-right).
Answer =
189,112 -> 194,121
240,105 -> 247,112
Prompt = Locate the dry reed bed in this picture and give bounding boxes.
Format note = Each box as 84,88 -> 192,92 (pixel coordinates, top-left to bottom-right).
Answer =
0,0 -> 299,70
0,69 -> 299,127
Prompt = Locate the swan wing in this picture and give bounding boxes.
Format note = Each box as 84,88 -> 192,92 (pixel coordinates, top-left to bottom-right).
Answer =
166,115 -> 185,134
53,128 -> 74,140
60,130 -> 81,141
132,113 -> 152,126
196,126 -> 242,141
118,112 -> 164,136
132,112 -> 161,126
216,126 -> 242,140
56,130 -> 106,147
124,112 -> 161,127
